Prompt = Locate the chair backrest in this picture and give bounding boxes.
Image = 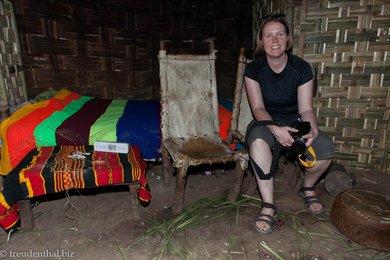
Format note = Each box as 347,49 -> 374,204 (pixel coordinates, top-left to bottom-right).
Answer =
158,46 -> 220,140
228,48 -> 254,143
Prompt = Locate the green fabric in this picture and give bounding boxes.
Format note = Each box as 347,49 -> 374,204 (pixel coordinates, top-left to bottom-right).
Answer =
32,89 -> 59,103
34,96 -> 92,146
89,99 -> 127,144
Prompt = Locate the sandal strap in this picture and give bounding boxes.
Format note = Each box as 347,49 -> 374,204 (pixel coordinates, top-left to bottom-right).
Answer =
255,213 -> 275,226
298,186 -> 324,214
261,202 -> 277,211
303,195 -> 322,207
300,186 -> 315,192
303,195 -> 320,203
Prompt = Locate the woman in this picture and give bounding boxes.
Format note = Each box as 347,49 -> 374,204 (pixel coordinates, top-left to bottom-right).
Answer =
244,14 -> 334,234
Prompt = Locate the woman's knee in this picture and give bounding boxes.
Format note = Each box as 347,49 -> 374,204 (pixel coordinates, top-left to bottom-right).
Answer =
312,132 -> 335,160
250,138 -> 270,151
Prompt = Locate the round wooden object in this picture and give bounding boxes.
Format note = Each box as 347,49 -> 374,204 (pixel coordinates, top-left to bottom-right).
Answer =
324,163 -> 356,196
331,189 -> 390,251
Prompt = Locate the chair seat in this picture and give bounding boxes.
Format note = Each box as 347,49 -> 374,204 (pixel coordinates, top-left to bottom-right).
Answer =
163,137 -> 235,165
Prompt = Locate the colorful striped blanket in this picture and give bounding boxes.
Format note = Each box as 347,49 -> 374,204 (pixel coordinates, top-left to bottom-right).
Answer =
0,89 -> 161,176
0,89 -> 235,177
0,144 -> 150,231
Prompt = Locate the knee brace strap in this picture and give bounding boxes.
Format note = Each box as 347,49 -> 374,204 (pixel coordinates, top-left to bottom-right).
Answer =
249,157 -> 274,180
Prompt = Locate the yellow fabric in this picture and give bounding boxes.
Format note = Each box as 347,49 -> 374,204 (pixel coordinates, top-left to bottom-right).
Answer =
298,146 -> 316,168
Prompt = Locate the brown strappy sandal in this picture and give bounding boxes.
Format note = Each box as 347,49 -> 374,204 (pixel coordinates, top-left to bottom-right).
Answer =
298,186 -> 323,214
252,202 -> 277,234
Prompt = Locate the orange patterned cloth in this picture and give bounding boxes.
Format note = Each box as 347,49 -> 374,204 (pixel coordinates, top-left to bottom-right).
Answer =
0,145 -> 150,231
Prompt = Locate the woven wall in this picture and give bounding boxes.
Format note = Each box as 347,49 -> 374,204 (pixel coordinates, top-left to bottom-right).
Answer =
12,0 -> 252,100
253,0 -> 390,171
5,0 -> 390,171
0,0 -> 27,121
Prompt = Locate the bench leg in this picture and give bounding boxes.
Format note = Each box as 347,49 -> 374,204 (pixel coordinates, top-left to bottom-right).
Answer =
128,183 -> 140,221
246,171 -> 258,196
18,199 -> 34,230
228,161 -> 245,202
162,146 -> 173,187
0,175 -> 3,191
173,165 -> 188,215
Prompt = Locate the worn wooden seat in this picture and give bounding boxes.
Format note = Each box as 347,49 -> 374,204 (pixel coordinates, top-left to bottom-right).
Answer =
158,41 -> 246,214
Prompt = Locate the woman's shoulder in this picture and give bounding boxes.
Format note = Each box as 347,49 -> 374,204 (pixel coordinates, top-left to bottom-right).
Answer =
247,55 -> 267,69
244,58 -> 260,79
287,54 -> 313,81
288,54 -> 311,68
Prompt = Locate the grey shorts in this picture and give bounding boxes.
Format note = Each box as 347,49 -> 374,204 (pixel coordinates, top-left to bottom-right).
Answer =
245,120 -> 335,160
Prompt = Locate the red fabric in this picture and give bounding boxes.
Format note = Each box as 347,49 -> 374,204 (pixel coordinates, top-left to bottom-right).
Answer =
0,203 -> 19,231
218,104 -> 232,140
1,91 -> 81,175
0,145 -> 150,232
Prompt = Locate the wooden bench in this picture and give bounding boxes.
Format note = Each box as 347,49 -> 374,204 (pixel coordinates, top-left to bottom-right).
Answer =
0,145 -> 151,232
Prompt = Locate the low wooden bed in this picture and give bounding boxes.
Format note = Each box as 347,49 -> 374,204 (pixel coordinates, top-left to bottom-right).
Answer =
0,88 -> 235,232
0,89 -> 157,231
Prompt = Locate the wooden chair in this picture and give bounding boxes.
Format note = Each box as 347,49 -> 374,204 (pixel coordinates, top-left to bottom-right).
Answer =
226,48 -> 253,146
158,41 -> 246,214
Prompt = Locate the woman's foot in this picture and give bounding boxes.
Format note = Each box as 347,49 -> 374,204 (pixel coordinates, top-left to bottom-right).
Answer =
252,202 -> 277,234
298,187 -> 323,214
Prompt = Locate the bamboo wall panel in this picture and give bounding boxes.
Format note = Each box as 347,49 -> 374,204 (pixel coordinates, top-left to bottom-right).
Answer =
253,0 -> 390,171
0,0 -> 27,121
12,0 -> 253,100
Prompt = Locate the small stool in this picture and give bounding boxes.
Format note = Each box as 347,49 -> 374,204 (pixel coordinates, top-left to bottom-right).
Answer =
331,189 -> 390,251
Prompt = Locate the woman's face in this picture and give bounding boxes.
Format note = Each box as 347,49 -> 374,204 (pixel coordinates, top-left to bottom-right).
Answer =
260,21 -> 288,58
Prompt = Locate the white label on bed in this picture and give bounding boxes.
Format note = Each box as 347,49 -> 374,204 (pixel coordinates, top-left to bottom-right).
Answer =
94,141 -> 129,154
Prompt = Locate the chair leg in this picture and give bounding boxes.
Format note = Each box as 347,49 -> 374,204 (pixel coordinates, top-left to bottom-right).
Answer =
246,171 -> 258,196
128,183 -> 140,221
161,146 -> 172,187
227,161 -> 245,202
0,175 -> 3,191
172,165 -> 188,215
18,199 -> 34,230
285,161 -> 302,189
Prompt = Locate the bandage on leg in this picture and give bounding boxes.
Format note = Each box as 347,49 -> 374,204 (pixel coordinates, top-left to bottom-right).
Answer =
249,157 -> 274,180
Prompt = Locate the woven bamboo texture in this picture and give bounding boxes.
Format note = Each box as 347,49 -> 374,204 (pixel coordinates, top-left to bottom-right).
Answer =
253,0 -> 390,171
0,0 -> 27,121
12,0 -> 253,100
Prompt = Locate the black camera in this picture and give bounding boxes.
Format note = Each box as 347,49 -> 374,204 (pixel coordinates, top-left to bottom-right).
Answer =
290,118 -> 311,154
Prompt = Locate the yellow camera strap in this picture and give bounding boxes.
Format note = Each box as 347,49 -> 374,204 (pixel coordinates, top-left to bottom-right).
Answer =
298,145 -> 316,168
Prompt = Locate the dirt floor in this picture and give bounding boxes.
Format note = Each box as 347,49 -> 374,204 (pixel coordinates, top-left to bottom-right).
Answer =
1,162 -> 389,260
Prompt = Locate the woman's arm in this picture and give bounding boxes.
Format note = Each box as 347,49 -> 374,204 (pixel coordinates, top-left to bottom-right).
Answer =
245,76 -> 296,146
245,77 -> 271,121
297,79 -> 318,147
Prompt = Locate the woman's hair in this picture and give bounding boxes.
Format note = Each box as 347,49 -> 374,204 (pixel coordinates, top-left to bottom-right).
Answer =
254,14 -> 293,56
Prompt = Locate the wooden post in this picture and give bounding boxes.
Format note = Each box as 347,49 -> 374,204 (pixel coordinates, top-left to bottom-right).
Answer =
161,146 -> 171,187
324,163 -> 355,196
227,161 -> 245,202
172,166 -> 188,215
128,183 -> 140,221
18,199 -> 34,230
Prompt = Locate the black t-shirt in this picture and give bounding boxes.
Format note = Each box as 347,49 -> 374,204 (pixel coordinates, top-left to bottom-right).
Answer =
244,54 -> 313,123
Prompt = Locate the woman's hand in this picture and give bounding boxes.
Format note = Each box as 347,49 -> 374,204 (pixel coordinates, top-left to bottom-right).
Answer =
269,125 -> 297,147
302,127 -> 318,147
